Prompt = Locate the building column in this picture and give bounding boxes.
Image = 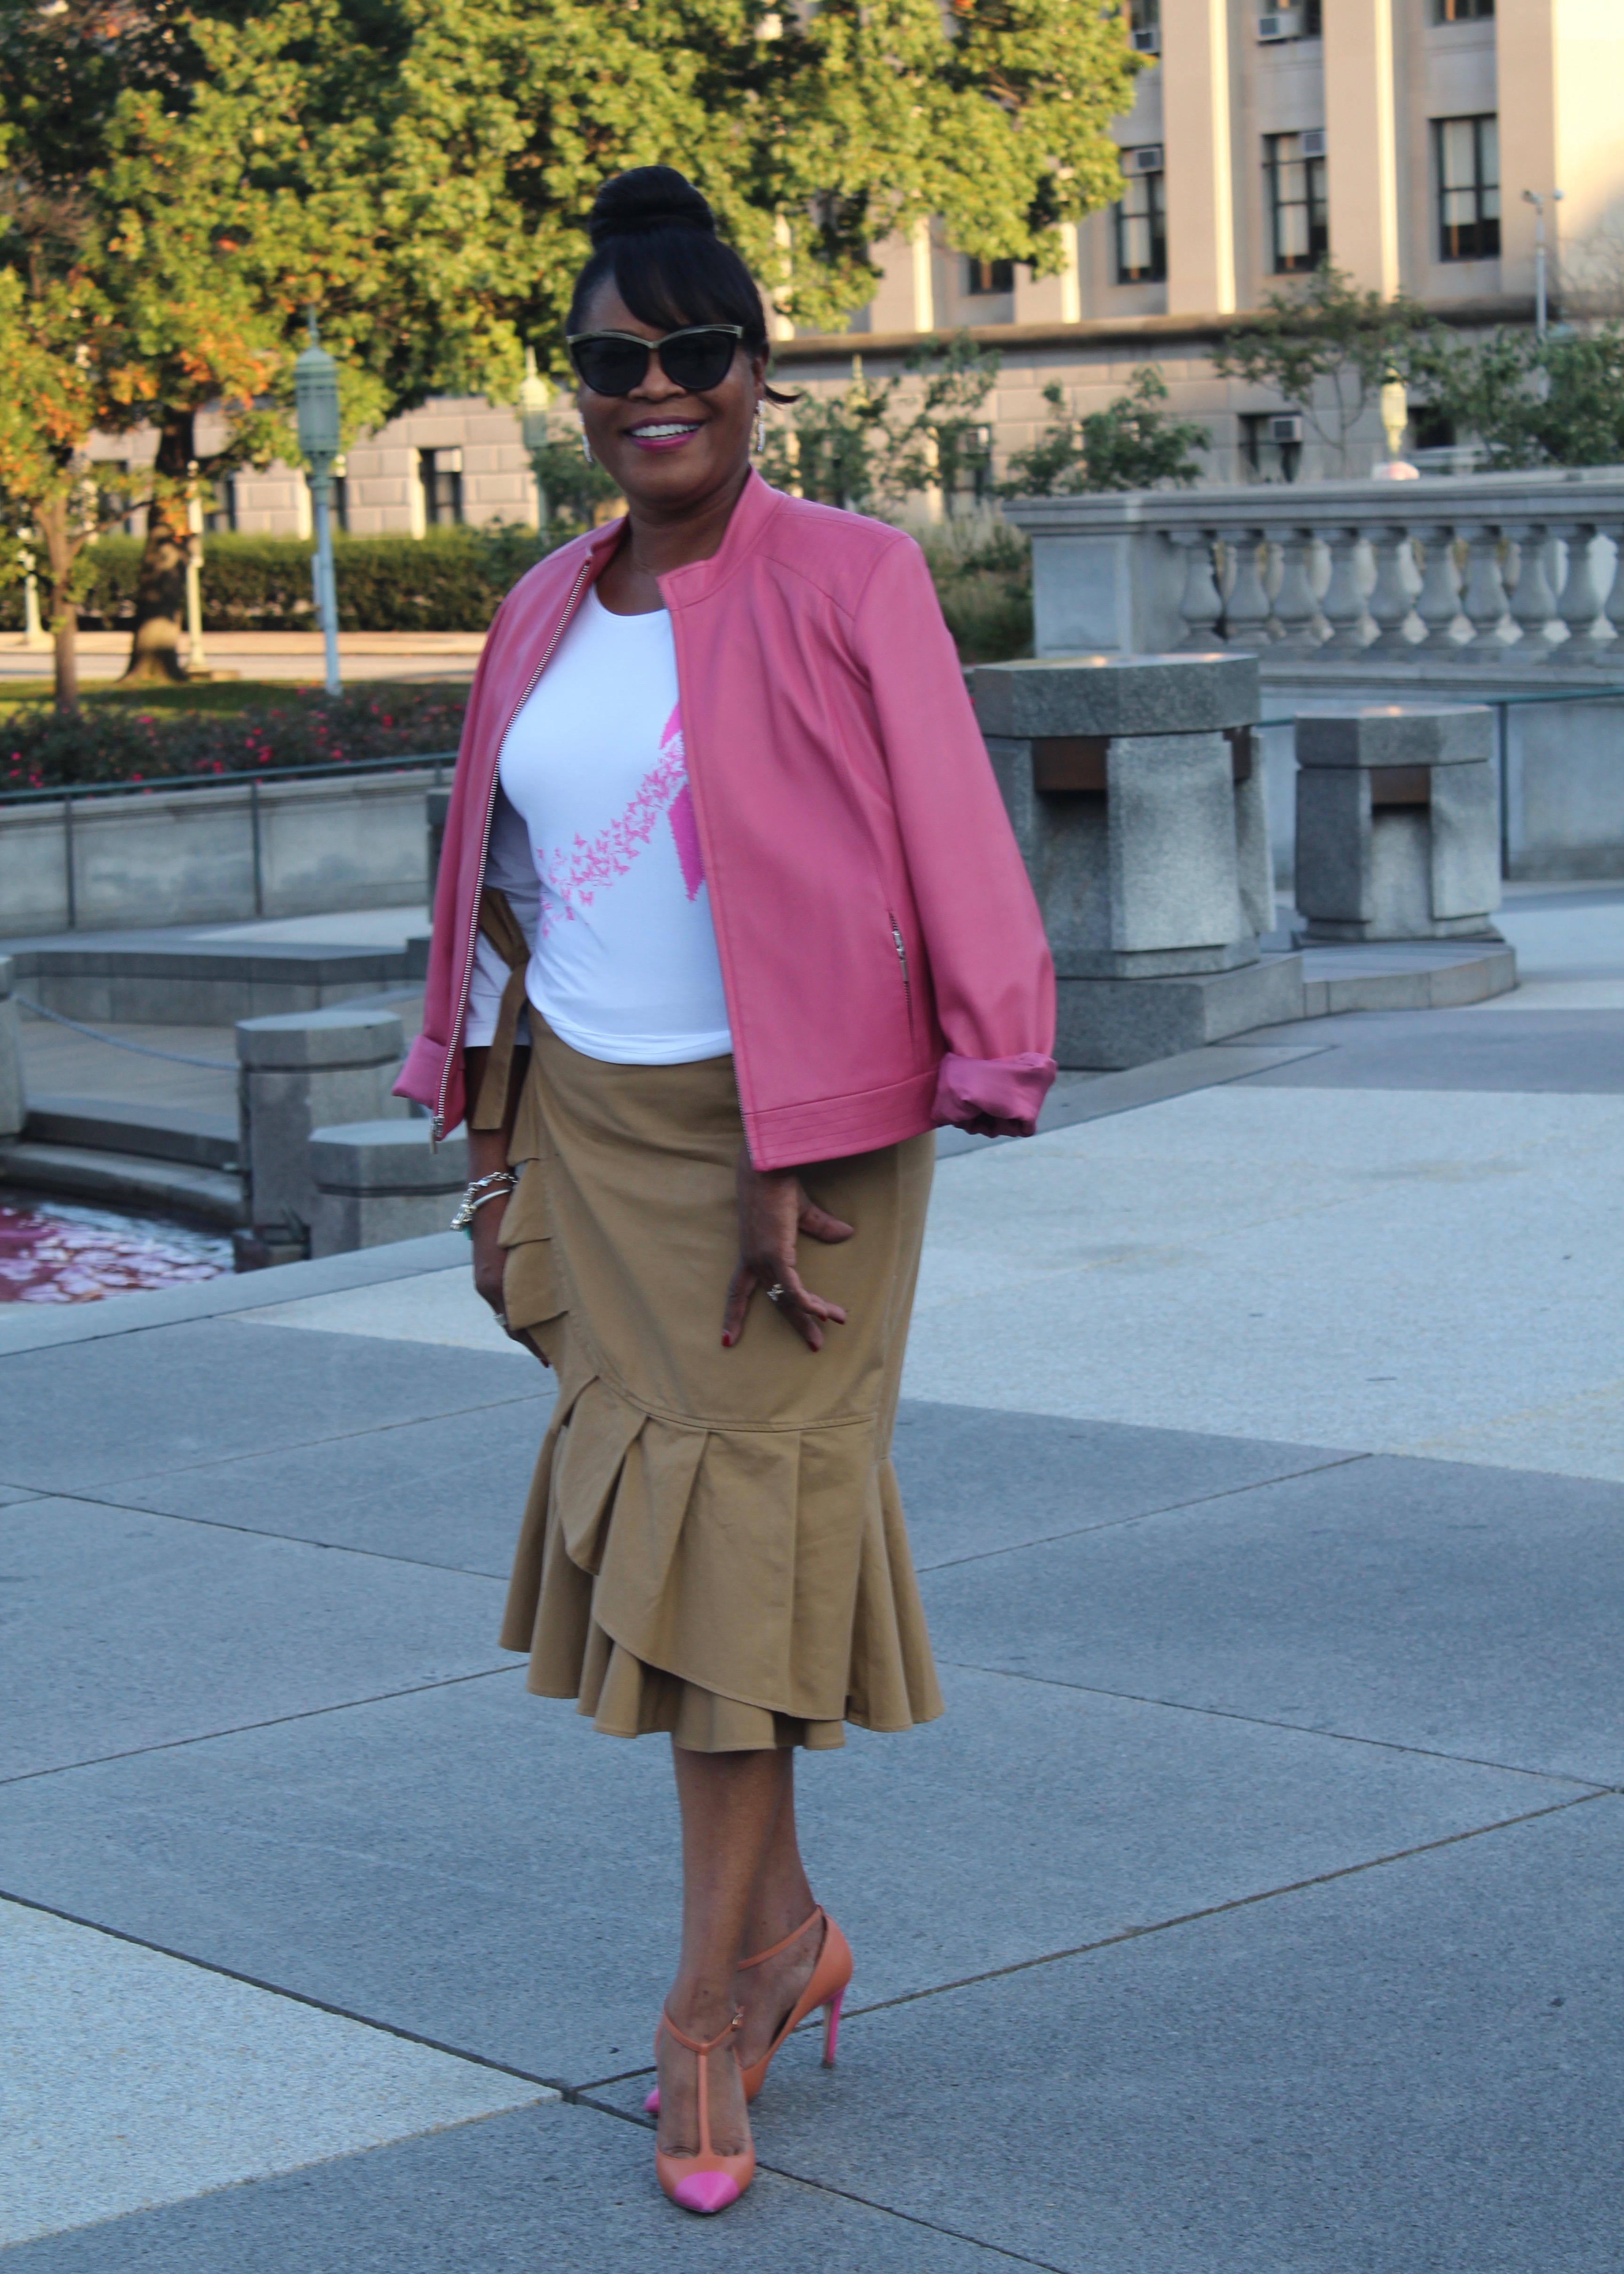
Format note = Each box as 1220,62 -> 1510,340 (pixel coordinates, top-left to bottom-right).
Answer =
1014,227 -> 1083,325
1324,0 -> 1401,296
1498,0 -> 1621,306
1161,0 -> 1235,315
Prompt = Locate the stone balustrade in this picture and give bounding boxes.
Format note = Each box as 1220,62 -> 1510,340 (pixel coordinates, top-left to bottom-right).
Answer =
1004,469 -> 1624,671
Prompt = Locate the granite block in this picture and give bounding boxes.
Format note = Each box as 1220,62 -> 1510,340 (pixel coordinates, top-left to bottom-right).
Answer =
1107,731 -> 1247,959
1296,703 -> 1493,769
1430,753 -> 1503,919
1054,954 -> 1305,1067
973,651 -> 1259,739
235,1008 -> 406,1072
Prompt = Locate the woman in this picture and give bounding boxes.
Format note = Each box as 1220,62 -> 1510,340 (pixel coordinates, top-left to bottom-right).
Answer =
398,166 -> 1055,2216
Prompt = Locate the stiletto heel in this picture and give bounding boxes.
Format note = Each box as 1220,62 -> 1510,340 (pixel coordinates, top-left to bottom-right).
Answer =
653,2004 -> 754,2216
822,1983 -> 845,2067
737,1906 -> 852,2102
644,1906 -> 854,2116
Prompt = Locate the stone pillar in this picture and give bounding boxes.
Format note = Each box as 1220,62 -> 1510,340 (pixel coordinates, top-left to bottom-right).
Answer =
0,957 -> 25,1140
974,652 -> 1301,1067
235,1008 -> 408,1260
1295,706 -> 1502,944
1161,0 -> 1236,316
308,1120 -> 469,1258
1323,0 -> 1401,298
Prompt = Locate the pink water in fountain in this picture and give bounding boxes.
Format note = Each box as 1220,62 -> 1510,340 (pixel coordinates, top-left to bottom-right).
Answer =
0,1201 -> 233,1304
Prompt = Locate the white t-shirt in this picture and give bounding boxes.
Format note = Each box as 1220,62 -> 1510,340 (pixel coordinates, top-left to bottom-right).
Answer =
463,588 -> 733,1065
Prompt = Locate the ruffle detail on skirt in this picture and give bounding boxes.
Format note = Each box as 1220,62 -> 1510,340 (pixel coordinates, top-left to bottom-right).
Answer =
498,1362 -> 944,1745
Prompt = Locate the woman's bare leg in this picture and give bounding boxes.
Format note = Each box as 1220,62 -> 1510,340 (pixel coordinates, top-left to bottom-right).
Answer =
656,1743 -> 787,2158
734,1756 -> 821,2070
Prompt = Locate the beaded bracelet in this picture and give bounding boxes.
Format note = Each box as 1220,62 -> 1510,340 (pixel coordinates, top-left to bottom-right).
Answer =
451,1170 -> 516,1232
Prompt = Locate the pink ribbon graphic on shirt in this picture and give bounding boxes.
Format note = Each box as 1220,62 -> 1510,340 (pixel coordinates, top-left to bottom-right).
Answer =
537,702 -> 703,932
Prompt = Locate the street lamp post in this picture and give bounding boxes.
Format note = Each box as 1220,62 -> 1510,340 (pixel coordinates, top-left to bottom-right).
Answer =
1522,188 -> 1564,340
294,310 -> 343,697
517,345 -> 552,541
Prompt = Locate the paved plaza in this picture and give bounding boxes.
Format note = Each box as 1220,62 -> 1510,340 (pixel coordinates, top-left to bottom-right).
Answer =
4,887 -> 1624,2269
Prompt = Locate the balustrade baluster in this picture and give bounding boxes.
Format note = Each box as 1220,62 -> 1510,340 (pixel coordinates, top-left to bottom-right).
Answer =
1318,528 -> 1368,656
1269,527 -> 1321,656
1588,524 -> 1624,672
1223,527 -> 1272,649
1456,524 -> 1511,659
1412,524 -> 1463,656
1364,525 -> 1417,656
1171,530 -> 1225,650
1551,520 -> 1606,667
1507,523 -> 1559,661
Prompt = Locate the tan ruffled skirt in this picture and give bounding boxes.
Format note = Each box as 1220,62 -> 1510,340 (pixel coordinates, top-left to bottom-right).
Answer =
496,1019 -> 944,1751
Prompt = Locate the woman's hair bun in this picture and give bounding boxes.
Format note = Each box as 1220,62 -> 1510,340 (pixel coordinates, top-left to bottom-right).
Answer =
587,167 -> 717,250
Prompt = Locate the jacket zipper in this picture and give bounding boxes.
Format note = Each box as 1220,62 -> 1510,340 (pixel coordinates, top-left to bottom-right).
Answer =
889,912 -> 914,1035
431,555 -> 596,1141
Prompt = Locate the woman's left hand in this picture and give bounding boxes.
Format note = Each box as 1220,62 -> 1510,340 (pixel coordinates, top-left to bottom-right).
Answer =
723,1149 -> 853,1352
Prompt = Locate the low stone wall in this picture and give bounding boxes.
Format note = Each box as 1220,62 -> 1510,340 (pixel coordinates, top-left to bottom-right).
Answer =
0,771 -> 435,937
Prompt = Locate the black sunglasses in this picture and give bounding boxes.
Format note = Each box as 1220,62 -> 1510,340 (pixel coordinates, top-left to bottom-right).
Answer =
565,324 -> 745,399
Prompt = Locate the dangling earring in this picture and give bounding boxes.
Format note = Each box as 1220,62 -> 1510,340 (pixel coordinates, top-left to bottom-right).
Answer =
580,429 -> 593,465
754,406 -> 766,456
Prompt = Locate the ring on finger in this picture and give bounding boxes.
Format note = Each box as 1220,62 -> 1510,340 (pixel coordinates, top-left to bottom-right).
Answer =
766,1283 -> 785,1305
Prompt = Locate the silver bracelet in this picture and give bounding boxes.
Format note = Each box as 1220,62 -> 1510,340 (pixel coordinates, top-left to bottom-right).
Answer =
451,1172 -> 515,1231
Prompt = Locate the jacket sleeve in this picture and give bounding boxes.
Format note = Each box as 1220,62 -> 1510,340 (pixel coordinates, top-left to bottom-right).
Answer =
851,535 -> 1056,1136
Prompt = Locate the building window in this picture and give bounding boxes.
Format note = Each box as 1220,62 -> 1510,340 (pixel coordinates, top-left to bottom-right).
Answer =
963,257 -> 1015,298
203,475 -> 236,535
1128,0 -> 1160,55
1436,115 -> 1499,261
1264,133 -> 1328,274
419,447 -> 463,527
1116,154 -> 1166,284
1433,0 -> 1491,21
1240,411 -> 1303,485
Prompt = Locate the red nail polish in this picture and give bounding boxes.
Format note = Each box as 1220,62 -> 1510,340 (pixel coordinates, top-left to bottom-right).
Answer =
721,1333 -> 733,1348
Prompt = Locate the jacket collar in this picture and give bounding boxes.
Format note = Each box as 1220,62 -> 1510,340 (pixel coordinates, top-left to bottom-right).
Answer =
656,470 -> 779,609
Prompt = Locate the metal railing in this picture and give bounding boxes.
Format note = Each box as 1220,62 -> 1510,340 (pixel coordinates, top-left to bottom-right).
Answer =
0,750 -> 456,926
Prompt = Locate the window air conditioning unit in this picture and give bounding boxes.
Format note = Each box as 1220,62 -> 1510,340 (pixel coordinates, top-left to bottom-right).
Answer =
1268,415 -> 1304,445
1258,9 -> 1304,39
1131,27 -> 1161,53
1299,127 -> 1327,159
1127,145 -> 1165,175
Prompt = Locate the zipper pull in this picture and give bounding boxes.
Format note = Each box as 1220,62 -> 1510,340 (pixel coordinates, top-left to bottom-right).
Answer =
890,922 -> 909,983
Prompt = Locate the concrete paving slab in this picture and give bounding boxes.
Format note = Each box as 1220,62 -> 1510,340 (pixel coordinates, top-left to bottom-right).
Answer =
0,2100 -> 1010,2274
593,1793 -> 1624,2274
0,1898 -> 552,2251
922,1449 -> 1624,1784
0,1498 -> 509,1780
892,1400 -> 1353,1570
0,1660 -> 1569,2084
1240,1004 -> 1624,1089
0,1318 -> 535,1490
115,1396 -> 554,1574
903,1082 -> 1624,1477
240,1265 -> 529,1356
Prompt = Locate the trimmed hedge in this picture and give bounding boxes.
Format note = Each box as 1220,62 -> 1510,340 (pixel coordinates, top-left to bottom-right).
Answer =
0,525 -> 546,635
2,684 -> 468,792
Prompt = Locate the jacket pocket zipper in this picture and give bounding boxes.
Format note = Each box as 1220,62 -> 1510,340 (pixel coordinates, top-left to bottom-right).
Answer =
889,913 -> 914,1035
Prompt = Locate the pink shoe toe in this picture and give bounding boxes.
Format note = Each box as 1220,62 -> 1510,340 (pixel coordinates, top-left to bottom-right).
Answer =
672,2171 -> 741,2215
643,2086 -> 661,2115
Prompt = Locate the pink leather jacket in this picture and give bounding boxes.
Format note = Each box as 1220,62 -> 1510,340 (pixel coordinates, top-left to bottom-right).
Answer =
396,471 -> 1056,1168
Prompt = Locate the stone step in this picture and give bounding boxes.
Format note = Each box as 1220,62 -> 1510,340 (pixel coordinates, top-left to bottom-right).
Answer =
0,1141 -> 246,1227
22,1095 -> 240,1172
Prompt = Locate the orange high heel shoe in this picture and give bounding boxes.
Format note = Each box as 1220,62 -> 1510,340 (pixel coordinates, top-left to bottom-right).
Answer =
653,2005 -> 755,2216
645,1907 -> 851,2117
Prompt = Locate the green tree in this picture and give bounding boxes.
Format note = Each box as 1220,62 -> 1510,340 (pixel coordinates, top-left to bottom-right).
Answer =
1405,323 -> 1624,469
3,0 -> 1143,673
999,368 -> 1207,495
1212,260 -> 1437,471
759,332 -> 1002,510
